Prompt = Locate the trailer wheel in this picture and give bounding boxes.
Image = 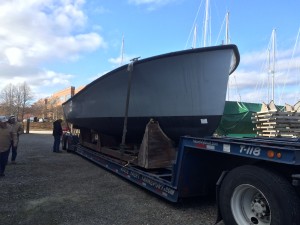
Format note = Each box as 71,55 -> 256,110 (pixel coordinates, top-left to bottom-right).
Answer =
219,165 -> 300,225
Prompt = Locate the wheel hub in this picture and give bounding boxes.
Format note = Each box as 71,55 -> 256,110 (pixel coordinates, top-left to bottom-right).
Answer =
252,202 -> 264,214
251,194 -> 270,218
251,194 -> 270,220
231,184 -> 271,225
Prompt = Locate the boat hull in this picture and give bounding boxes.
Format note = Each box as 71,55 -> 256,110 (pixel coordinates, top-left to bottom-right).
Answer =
66,115 -> 221,143
63,45 -> 240,144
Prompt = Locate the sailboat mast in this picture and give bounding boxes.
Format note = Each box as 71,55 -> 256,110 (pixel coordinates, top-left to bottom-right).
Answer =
192,25 -> 197,48
268,49 -> 271,102
120,34 -> 124,66
225,12 -> 230,44
226,11 -> 230,100
203,0 -> 210,47
271,29 -> 276,102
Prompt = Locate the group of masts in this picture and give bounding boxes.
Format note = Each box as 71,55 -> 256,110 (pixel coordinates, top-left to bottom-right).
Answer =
188,1 -> 282,104
119,1 -> 298,105
190,0 -> 230,49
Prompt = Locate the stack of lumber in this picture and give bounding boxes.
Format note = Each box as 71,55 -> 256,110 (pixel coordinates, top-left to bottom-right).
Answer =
252,100 -> 300,138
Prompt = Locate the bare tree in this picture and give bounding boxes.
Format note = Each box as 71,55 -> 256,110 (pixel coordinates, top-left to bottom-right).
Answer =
18,82 -> 33,120
0,82 -> 33,120
0,83 -> 16,116
47,96 -> 60,120
31,99 -> 46,119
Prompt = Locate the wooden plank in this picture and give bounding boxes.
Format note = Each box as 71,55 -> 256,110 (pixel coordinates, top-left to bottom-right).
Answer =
260,130 -> 278,133
271,128 -> 300,132
265,116 -> 300,119
255,112 -> 290,116
254,126 -> 273,129
252,118 -> 277,122
82,141 -> 99,151
257,134 -> 278,137
256,125 -> 300,130
294,101 -> 300,112
268,100 -> 278,111
285,103 -> 294,112
280,134 -> 300,137
256,132 -> 298,137
254,111 -> 300,117
100,147 -> 138,163
253,119 -> 300,125
259,122 -> 300,126
256,122 -> 276,125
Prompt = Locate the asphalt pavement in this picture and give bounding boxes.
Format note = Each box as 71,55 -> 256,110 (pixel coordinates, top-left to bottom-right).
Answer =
0,132 -> 225,225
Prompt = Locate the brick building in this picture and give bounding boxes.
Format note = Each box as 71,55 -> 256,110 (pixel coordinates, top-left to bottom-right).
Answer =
49,86 -> 85,119
49,85 -> 84,105
33,86 -> 85,120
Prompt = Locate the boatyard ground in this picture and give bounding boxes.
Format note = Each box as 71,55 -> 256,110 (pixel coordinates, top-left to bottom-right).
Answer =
0,132 -> 224,225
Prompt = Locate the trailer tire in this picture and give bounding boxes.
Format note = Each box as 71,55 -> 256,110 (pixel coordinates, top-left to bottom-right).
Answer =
219,165 -> 300,225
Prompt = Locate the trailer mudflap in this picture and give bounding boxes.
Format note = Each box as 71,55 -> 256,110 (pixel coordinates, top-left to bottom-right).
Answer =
214,171 -> 228,224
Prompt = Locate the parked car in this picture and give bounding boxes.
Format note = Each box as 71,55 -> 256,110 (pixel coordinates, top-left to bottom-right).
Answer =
38,118 -> 50,122
0,115 -> 7,121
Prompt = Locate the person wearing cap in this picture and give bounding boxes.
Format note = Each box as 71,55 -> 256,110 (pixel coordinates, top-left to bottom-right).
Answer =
8,115 -> 24,164
0,117 -> 17,177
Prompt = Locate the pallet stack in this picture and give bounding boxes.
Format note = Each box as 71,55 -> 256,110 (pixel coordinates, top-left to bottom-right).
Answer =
252,100 -> 300,138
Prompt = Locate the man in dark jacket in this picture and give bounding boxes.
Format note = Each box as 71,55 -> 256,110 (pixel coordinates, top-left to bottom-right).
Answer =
0,116 -> 17,176
52,119 -> 63,153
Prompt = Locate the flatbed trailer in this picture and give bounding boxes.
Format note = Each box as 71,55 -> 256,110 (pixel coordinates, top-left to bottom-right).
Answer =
64,134 -> 300,225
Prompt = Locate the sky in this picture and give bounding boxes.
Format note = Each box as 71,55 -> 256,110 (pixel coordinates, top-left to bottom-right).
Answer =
0,0 -> 300,106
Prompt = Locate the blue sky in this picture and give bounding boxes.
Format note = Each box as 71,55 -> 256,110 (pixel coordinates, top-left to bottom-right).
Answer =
1,0 -> 300,105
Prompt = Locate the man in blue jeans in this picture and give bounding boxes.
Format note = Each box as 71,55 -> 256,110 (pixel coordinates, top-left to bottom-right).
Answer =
52,119 -> 63,153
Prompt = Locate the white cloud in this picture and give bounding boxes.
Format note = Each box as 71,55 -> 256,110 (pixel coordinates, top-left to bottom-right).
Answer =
108,54 -> 138,66
4,47 -> 25,66
128,0 -> 175,10
229,46 -> 300,105
0,63 -> 73,99
0,0 -> 107,65
0,0 -> 106,100
129,0 -> 173,4
88,53 -> 140,84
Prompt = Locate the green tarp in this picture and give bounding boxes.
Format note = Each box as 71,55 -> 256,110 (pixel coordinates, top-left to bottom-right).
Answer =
215,101 -> 262,137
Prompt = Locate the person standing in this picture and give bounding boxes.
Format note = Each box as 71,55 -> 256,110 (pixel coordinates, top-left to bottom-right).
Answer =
8,115 -> 24,164
0,117 -> 17,177
52,119 -> 63,153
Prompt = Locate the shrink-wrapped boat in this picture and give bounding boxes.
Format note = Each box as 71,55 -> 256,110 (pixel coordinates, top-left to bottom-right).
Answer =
62,44 -> 240,144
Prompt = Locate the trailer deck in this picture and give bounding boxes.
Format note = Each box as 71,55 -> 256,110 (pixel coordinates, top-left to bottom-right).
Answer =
69,135 -> 300,203
182,136 -> 300,165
